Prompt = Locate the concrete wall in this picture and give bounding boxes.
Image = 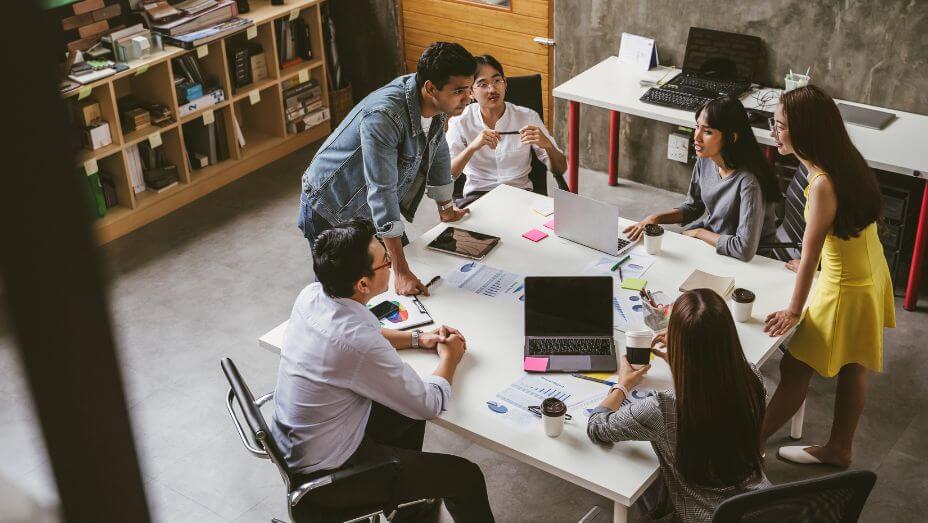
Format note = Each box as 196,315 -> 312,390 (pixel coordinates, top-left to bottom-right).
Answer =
553,0 -> 928,193
328,0 -> 404,101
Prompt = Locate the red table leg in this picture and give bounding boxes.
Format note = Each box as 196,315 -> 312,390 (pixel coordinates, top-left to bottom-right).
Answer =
568,101 -> 579,193
608,111 -> 620,186
904,178 -> 928,311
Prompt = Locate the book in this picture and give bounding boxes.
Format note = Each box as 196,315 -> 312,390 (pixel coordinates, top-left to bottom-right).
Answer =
678,269 -> 735,298
161,17 -> 252,49
146,0 -> 235,36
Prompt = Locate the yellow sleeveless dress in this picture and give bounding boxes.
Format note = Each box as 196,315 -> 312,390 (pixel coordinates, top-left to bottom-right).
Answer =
788,171 -> 896,377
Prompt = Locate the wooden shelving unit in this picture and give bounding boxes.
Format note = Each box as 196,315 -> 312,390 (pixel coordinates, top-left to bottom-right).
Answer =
63,0 -> 330,244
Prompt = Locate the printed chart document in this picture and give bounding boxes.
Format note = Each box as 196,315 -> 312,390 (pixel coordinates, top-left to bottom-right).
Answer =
444,261 -> 525,302
367,291 -> 434,330
582,250 -> 656,331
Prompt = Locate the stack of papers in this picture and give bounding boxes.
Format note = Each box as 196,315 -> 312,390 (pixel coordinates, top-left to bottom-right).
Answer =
679,269 -> 735,298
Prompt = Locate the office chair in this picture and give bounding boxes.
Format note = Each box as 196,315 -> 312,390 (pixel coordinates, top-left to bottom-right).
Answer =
758,163 -> 809,261
712,470 -> 877,522
453,74 -> 569,206
221,358 -> 432,522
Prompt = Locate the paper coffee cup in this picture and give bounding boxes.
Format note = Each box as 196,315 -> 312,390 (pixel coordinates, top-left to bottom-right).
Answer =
625,329 -> 653,368
784,73 -> 810,92
541,397 -> 566,437
731,288 -> 755,322
643,224 -> 664,255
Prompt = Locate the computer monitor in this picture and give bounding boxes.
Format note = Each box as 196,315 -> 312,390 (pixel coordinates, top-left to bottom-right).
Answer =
682,27 -> 764,83
524,276 -> 613,337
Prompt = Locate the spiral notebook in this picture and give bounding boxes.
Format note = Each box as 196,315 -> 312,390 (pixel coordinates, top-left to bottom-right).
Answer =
367,291 -> 434,330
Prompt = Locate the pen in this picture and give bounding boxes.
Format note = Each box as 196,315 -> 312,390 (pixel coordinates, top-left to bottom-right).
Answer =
571,373 -> 616,387
425,276 -> 440,288
610,254 -> 630,271
497,131 -> 521,135
618,266 -> 623,281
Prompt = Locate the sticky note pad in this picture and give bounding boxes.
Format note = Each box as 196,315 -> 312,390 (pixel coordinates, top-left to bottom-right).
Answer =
543,219 -> 555,230
522,229 -> 548,242
524,357 -> 548,372
621,278 -> 647,291
246,26 -> 257,40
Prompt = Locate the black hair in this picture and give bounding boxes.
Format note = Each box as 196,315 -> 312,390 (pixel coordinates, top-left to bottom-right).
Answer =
474,54 -> 505,78
696,97 -> 780,203
415,42 -> 477,90
312,219 -> 377,298
780,85 -> 882,239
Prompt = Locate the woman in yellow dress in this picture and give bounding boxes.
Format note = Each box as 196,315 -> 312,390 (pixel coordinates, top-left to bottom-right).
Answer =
760,85 -> 895,467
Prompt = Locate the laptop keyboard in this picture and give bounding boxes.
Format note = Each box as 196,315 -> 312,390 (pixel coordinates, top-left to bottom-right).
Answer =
528,338 -> 613,356
617,237 -> 631,251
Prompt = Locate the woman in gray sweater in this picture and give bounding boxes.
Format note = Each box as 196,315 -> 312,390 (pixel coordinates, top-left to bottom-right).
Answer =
588,289 -> 770,522
625,97 -> 780,261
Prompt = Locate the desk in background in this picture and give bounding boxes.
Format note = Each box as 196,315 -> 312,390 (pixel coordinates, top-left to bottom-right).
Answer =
259,185 -> 800,522
553,56 -> 928,311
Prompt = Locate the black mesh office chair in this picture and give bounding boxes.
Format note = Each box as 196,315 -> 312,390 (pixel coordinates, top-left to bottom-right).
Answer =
712,470 -> 877,522
221,358 -> 430,523
758,163 -> 810,261
453,74 -> 569,206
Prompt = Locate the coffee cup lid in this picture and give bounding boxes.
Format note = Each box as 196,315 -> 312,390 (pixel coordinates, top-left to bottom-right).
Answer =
541,397 -> 566,416
644,224 -> 664,235
625,329 -> 653,346
732,288 -> 755,303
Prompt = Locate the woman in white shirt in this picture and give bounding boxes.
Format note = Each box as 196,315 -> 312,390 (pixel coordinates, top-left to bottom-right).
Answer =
446,54 -> 567,206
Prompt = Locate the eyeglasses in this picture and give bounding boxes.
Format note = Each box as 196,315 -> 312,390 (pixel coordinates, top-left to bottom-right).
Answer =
372,255 -> 392,272
768,117 -> 787,137
474,77 -> 506,91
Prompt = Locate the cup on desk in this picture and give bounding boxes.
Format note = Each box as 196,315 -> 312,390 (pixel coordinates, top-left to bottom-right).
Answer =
625,329 -> 654,369
541,397 -> 568,437
643,224 -> 664,255
730,288 -> 756,322
784,73 -> 810,92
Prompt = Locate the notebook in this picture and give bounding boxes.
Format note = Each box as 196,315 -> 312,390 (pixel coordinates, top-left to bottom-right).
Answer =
679,269 -> 735,298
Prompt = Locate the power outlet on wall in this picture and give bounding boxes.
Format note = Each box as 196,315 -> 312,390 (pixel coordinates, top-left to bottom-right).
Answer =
667,128 -> 692,163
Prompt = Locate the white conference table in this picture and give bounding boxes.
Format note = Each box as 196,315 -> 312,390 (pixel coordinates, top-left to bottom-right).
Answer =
259,185 -> 799,521
553,56 -> 928,311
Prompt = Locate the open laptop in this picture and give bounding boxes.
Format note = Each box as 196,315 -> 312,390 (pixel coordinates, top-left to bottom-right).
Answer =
523,276 -> 617,372
551,187 -> 639,256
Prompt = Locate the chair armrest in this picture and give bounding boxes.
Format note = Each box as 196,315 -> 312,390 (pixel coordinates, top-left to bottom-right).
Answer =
289,456 -> 401,508
225,388 -> 273,458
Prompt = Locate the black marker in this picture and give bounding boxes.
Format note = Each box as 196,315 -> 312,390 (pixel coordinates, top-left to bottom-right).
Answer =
425,275 -> 441,288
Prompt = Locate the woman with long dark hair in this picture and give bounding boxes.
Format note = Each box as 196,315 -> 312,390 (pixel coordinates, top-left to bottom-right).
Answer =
625,96 -> 781,261
588,289 -> 769,521
762,85 -> 895,467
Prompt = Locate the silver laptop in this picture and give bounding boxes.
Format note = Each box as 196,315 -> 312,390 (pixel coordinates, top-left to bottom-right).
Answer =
837,103 -> 896,130
551,188 -> 639,256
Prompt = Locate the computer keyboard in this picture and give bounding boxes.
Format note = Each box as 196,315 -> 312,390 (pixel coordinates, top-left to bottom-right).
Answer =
671,74 -> 750,97
617,237 -> 631,251
528,337 -> 613,356
640,87 -> 707,112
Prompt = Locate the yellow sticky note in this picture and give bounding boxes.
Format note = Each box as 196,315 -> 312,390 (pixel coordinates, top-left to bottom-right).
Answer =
289,9 -> 300,20
196,45 -> 209,58
298,69 -> 309,84
134,64 -> 149,76
148,132 -> 162,148
77,86 -> 92,100
202,109 -> 215,125
581,372 -> 616,381
620,278 -> 648,291
249,90 -> 261,105
246,26 -> 257,40
83,158 -> 98,175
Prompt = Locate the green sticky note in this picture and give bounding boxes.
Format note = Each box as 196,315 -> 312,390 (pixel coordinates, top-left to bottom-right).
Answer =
621,278 -> 647,291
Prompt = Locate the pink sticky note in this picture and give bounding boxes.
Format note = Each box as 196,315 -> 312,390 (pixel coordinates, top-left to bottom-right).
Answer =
522,229 -> 548,242
524,357 -> 549,372
543,219 -> 555,230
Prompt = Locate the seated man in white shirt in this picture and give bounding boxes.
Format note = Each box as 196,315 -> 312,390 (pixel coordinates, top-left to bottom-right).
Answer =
271,219 -> 494,522
447,54 -> 567,207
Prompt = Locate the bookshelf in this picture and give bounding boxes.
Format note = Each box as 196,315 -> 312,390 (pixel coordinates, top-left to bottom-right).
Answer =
62,0 -> 331,244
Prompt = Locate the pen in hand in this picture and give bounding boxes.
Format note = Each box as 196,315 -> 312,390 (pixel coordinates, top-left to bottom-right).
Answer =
425,275 -> 440,288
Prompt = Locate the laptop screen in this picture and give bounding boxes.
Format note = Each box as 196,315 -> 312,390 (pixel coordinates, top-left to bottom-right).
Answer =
682,27 -> 763,82
524,276 -> 613,337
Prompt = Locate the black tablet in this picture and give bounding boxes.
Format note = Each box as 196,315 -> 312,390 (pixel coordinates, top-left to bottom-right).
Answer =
426,227 -> 500,260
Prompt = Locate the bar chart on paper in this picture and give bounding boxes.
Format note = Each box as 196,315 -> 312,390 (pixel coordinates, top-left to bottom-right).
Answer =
445,262 -> 525,302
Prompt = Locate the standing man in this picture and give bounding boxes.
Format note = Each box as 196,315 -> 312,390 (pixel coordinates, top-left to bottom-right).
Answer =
299,42 -> 476,295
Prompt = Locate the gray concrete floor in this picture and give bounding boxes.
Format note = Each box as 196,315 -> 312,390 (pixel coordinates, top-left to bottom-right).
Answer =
1,144 -> 926,522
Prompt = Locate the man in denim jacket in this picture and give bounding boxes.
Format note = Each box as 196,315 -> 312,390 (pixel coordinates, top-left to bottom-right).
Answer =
299,42 -> 475,296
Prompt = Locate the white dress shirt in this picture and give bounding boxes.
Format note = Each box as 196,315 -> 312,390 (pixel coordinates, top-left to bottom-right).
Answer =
271,283 -> 451,475
446,102 -> 559,195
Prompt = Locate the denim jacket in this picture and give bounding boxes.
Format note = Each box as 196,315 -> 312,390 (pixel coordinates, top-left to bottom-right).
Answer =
299,74 -> 453,239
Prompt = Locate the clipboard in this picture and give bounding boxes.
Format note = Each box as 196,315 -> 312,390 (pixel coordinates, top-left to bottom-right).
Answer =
368,291 -> 434,330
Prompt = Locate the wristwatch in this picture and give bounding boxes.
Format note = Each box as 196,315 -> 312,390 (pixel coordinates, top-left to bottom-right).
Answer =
610,383 -> 631,398
411,329 -> 423,349
439,201 -> 454,212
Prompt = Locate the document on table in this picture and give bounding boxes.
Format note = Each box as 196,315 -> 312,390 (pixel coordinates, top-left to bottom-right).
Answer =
574,387 -> 657,419
444,261 -> 525,302
367,290 -> 434,330
612,290 -> 647,332
485,374 -> 605,426
582,252 -> 654,283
